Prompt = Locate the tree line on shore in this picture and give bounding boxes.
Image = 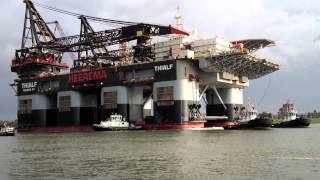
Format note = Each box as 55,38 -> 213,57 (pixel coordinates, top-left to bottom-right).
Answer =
0,120 -> 17,128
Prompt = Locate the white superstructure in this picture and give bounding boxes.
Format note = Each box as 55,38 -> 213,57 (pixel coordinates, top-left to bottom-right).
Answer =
278,100 -> 297,122
93,114 -> 130,130
191,37 -> 232,58
237,98 -> 257,122
153,36 -> 232,61
0,123 -> 15,136
153,36 -> 195,61
0,127 -> 15,133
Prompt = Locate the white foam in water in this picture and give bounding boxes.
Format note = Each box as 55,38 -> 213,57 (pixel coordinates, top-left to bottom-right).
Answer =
187,127 -> 224,131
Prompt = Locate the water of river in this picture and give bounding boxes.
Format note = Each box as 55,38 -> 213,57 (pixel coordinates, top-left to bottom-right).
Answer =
1,124 -> 320,180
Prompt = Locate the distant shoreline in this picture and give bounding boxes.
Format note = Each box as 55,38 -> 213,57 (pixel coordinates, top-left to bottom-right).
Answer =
311,118 -> 320,124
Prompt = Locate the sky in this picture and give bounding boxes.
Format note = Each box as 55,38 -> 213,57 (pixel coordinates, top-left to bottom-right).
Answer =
1,0 -> 320,120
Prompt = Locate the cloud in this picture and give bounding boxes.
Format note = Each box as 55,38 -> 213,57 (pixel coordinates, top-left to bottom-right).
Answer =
14,0 -> 320,71
47,0 -> 320,71
180,0 -> 320,71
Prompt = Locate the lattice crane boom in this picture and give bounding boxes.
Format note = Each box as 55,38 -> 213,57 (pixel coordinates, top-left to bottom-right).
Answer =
12,0 -> 190,78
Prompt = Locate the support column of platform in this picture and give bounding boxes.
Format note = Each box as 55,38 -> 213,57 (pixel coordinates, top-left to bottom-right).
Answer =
80,93 -> 98,125
17,94 -> 56,128
57,91 -> 97,126
206,88 -> 243,120
143,97 -> 153,118
101,86 -> 128,121
57,91 -> 80,126
153,79 -> 200,123
128,87 -> 143,123
100,86 -> 144,123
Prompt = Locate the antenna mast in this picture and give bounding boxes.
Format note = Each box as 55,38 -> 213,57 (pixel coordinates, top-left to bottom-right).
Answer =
175,6 -> 183,30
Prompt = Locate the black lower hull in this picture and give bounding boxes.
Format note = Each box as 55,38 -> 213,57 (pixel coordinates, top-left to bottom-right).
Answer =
237,118 -> 272,129
273,118 -> 311,128
0,132 -> 15,136
93,127 -> 129,131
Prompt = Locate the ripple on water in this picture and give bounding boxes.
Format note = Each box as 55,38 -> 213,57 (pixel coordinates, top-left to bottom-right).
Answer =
2,125 -> 320,179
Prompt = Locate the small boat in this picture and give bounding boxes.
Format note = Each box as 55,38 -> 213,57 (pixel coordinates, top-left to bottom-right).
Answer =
235,98 -> 272,129
0,123 -> 15,136
93,114 -> 142,131
273,100 -> 310,128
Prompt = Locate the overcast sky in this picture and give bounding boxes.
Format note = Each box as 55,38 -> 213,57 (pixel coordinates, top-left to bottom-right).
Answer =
1,0 -> 320,120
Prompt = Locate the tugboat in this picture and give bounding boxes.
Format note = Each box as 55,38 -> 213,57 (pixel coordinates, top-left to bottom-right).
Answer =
235,98 -> 272,129
273,100 -> 310,128
0,123 -> 15,136
93,114 -> 142,131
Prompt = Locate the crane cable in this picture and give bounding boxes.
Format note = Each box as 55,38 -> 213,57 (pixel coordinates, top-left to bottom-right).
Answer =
32,1 -> 176,36
257,73 -> 274,109
32,1 -> 138,26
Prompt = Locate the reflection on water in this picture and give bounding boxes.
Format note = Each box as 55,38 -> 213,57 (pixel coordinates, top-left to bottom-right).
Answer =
0,125 -> 320,180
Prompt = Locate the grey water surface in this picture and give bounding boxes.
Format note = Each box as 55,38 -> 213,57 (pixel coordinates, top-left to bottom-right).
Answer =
1,125 -> 320,180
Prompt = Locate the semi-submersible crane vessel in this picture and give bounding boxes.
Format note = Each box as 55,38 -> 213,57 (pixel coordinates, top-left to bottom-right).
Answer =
12,0 -> 279,131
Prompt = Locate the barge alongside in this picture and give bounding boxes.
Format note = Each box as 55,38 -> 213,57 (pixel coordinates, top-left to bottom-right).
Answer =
11,1 -> 279,132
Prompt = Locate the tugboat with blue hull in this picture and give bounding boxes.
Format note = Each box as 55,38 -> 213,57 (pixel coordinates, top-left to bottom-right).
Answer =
93,114 -> 142,131
273,100 -> 310,128
235,99 -> 272,129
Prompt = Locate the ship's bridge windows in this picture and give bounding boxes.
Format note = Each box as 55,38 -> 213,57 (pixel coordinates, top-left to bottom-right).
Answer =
18,99 -> 32,114
59,96 -> 71,112
103,92 -> 117,109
